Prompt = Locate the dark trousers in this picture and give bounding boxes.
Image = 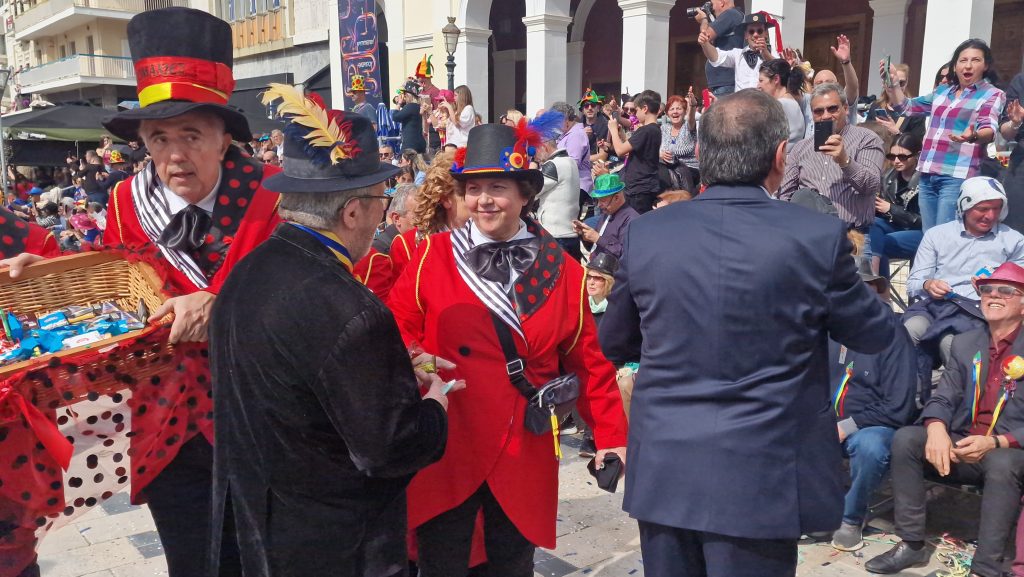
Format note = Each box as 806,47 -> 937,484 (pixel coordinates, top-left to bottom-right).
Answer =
891,425 -> 1024,577
626,191 -> 658,215
638,521 -> 798,577
416,484 -> 534,577
141,436 -> 242,577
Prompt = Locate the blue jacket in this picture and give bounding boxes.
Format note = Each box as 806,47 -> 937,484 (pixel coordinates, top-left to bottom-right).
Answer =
600,184 -> 896,539
828,324 -> 920,436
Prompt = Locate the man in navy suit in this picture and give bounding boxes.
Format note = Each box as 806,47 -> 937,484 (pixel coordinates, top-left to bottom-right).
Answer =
599,89 -> 897,577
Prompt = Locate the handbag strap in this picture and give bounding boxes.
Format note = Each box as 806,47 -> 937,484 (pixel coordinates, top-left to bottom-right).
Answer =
489,312 -> 536,400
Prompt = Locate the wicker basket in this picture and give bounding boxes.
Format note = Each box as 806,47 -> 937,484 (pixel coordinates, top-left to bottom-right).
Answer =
0,251 -> 170,406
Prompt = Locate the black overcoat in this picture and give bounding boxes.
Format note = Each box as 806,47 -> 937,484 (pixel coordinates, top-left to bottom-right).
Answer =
209,223 -> 447,577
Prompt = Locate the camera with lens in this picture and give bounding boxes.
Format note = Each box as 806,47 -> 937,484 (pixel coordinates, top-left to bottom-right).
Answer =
686,1 -> 713,20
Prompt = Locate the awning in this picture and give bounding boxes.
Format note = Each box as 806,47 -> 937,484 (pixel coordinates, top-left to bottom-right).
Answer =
1,104 -> 118,142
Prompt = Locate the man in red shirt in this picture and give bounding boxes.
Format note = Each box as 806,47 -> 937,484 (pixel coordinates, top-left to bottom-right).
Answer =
868,262 -> 1024,577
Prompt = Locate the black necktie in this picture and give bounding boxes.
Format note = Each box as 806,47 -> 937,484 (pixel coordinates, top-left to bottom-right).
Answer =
743,50 -> 760,69
158,204 -> 212,252
465,237 -> 541,284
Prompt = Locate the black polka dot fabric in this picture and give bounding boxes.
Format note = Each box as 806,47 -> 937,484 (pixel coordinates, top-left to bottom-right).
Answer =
190,149 -> 264,279
511,219 -> 564,321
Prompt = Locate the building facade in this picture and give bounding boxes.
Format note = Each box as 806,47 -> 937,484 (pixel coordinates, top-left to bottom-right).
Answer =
3,0 -> 1022,125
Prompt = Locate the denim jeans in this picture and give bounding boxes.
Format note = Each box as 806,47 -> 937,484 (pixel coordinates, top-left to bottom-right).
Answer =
868,217 -> 924,278
842,426 -> 896,526
918,173 -> 964,231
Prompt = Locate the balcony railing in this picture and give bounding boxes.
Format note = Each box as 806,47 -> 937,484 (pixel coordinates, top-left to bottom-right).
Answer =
19,54 -> 134,89
14,0 -> 189,33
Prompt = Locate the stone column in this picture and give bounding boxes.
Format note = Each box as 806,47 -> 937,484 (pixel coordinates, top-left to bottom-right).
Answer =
523,13 -> 573,115
618,0 -> 674,98
747,0 -> 806,53
866,0 -> 909,97
565,40 -> 585,106
919,0 -> 994,93
454,26 -> 493,122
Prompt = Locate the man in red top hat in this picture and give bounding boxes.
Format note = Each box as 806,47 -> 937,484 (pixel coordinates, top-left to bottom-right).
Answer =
1,7 -> 280,577
868,262 -> 1024,577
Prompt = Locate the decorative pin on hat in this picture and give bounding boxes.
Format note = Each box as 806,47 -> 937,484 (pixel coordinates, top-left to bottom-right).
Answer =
397,79 -> 421,97
259,84 -> 399,194
348,73 -> 368,93
415,55 -> 434,79
102,7 -> 251,142
450,111 -> 563,192
577,88 -> 604,110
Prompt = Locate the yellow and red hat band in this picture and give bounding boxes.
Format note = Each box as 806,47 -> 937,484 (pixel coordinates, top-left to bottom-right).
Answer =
134,56 -> 235,107
138,82 -> 230,108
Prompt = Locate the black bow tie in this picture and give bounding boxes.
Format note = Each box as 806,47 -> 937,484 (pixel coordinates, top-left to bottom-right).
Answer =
465,237 -> 541,284
158,204 -> 212,252
743,50 -> 761,69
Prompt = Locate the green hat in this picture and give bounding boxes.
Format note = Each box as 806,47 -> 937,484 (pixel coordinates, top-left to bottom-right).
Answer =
577,87 -> 604,110
590,173 -> 625,198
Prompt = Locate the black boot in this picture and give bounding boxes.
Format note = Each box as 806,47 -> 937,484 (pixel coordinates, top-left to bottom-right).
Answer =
865,541 -> 931,574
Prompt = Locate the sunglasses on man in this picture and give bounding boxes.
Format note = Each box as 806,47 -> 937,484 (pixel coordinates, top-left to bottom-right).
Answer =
979,284 -> 1024,298
811,104 -> 842,116
583,102 -> 599,109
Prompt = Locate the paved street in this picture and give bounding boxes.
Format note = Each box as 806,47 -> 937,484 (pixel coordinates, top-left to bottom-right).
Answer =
37,432 -> 990,577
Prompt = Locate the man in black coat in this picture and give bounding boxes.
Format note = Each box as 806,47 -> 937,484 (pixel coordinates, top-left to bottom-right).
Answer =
866,262 -> 1024,577
599,89 -> 896,577
209,95 -> 457,577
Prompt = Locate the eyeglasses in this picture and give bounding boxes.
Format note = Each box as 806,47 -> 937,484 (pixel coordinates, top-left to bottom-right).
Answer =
979,284 -> 1024,298
348,194 -> 393,211
379,152 -> 393,159
811,104 -> 842,116
585,275 -> 607,282
583,103 -> 599,109
623,107 -> 637,114
885,153 -> 915,161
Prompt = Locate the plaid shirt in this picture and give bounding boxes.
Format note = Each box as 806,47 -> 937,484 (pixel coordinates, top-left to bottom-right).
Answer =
894,80 -> 1005,179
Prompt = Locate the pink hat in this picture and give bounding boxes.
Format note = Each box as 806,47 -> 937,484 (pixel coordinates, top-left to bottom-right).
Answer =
977,262 -> 1024,290
434,89 -> 455,104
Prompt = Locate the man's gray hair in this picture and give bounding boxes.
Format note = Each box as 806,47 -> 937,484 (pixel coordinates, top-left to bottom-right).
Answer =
549,101 -> 576,122
810,82 -> 848,106
699,89 -> 789,187
278,185 -> 377,229
390,183 -> 416,217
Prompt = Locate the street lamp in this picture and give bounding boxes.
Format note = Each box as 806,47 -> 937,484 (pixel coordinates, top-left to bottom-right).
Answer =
0,68 -> 12,195
442,16 -> 461,92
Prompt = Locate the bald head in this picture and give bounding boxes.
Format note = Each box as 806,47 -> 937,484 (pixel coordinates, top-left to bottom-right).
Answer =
814,69 -> 838,86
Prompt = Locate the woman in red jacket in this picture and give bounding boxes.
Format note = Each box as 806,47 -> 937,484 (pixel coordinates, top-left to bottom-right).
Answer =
388,123 -> 628,576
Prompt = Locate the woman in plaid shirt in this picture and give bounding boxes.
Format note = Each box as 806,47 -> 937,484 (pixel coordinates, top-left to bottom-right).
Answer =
881,38 -> 1005,231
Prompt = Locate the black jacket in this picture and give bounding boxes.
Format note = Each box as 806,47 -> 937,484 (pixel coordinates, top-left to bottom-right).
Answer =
827,324 -> 920,435
922,326 -> 1024,441
209,223 -> 447,576
878,168 -> 921,230
391,102 -> 426,153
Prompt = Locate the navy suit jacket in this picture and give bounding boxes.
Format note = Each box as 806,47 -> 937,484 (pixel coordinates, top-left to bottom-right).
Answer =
600,184 -> 896,540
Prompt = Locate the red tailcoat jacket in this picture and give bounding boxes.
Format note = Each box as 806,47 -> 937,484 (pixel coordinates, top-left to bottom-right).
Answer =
105,149 -> 280,498
388,221 -> 628,548
352,247 -> 394,300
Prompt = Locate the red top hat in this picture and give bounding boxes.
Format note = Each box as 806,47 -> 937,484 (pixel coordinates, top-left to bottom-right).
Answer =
977,262 -> 1024,290
102,7 -> 250,142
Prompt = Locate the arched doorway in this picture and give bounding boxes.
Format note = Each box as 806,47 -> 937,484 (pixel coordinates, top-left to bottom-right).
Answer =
578,0 -> 623,100
489,0 -> 527,119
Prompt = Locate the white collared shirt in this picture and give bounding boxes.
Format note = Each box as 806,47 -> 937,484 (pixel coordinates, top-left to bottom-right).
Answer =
160,169 -> 222,216
711,47 -> 777,91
